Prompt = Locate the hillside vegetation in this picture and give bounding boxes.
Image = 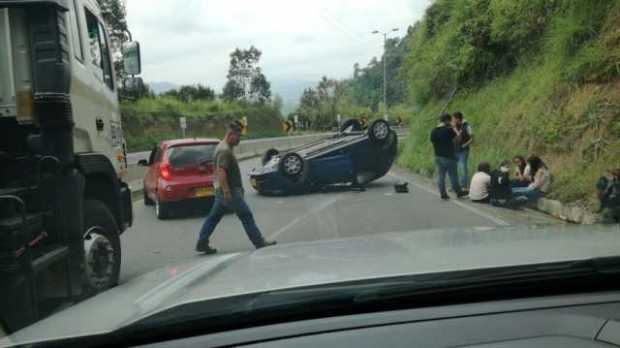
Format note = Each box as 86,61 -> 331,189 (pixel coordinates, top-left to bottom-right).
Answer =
121,97 -> 283,151
121,46 -> 284,152
398,0 -> 620,206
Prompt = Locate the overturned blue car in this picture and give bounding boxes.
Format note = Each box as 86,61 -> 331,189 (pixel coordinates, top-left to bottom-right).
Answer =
250,119 -> 398,195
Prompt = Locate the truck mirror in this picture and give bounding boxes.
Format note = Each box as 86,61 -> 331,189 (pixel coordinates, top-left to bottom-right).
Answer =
122,41 -> 142,75
123,76 -> 145,95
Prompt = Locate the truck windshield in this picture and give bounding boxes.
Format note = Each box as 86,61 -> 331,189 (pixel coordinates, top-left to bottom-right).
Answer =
168,144 -> 216,167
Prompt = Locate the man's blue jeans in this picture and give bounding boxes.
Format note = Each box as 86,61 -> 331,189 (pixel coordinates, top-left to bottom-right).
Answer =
435,156 -> 461,197
198,189 -> 265,247
456,149 -> 469,189
512,187 -> 544,204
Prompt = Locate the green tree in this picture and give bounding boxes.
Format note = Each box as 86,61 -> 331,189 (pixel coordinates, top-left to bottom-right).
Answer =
222,46 -> 272,103
163,84 -> 216,102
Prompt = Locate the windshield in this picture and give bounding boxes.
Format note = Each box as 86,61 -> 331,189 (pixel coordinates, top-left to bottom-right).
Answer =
168,144 -> 216,167
1,0 -> 620,345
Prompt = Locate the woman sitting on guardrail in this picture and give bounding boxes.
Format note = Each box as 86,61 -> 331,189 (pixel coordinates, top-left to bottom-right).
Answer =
511,156 -> 550,204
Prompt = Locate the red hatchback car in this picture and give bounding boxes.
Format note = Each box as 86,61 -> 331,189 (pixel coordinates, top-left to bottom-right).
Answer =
138,138 -> 219,219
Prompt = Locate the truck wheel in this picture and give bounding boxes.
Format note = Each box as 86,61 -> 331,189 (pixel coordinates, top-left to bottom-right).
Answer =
143,189 -> 154,206
262,148 -> 279,165
368,119 -> 391,143
279,153 -> 304,177
155,197 -> 170,220
83,200 -> 121,295
340,119 -> 362,133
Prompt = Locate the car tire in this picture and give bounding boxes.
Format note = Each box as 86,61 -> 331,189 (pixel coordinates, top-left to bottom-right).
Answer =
143,189 -> 154,206
368,119 -> 391,144
82,200 -> 121,297
340,119 -> 362,133
262,148 -> 279,165
279,152 -> 305,178
155,197 -> 170,220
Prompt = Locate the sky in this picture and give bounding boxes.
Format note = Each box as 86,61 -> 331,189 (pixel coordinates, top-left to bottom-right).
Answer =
125,0 -> 431,91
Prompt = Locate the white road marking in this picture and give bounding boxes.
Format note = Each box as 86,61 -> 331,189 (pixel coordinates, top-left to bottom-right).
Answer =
389,171 -> 511,227
269,194 -> 345,239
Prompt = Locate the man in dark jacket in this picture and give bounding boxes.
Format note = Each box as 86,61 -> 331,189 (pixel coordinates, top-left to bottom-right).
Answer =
453,111 -> 473,190
430,113 -> 467,200
597,169 -> 620,223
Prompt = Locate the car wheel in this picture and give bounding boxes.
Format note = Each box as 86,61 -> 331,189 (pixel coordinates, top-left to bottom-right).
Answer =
155,197 -> 170,220
82,200 -> 121,296
143,189 -> 154,206
279,152 -> 305,177
340,119 -> 362,133
368,119 -> 391,143
262,148 -> 279,165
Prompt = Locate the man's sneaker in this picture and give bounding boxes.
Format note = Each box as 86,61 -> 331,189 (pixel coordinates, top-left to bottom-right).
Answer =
256,240 -> 277,249
457,191 -> 469,199
196,240 -> 217,254
441,194 -> 450,200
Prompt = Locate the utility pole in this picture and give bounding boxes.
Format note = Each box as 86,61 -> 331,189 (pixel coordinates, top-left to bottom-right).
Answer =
372,28 -> 399,121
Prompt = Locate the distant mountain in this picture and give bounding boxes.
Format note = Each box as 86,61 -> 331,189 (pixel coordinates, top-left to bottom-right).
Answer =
270,79 -> 316,114
148,81 -> 178,95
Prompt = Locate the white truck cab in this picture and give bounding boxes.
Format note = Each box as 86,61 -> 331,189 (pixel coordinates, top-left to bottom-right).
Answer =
0,0 -> 141,333
1,0 -> 128,174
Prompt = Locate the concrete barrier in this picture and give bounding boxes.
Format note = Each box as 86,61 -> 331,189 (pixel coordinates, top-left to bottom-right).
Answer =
536,198 -> 601,224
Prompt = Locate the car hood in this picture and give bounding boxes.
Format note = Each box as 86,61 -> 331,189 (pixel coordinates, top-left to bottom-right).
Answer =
3,224 -> 620,346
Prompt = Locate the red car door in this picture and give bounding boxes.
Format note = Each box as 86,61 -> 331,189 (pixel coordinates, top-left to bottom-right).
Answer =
144,145 -> 163,201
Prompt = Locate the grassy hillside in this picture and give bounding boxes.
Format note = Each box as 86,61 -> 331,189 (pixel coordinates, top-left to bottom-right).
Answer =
121,97 -> 284,151
399,0 -> 620,207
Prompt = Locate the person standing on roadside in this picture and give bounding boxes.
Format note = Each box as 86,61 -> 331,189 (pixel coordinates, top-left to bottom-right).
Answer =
453,111 -> 473,191
431,113 -> 467,200
196,122 -> 277,254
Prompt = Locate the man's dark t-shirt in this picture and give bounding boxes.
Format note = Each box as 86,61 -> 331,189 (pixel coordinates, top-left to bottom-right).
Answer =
215,141 -> 243,191
430,125 -> 457,159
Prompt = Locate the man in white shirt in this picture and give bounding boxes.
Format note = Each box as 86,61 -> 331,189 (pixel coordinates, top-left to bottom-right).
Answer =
469,162 -> 492,203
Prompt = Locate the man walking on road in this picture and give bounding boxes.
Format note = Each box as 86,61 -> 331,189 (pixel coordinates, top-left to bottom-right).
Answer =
431,113 -> 468,200
196,122 -> 276,254
453,111 -> 473,191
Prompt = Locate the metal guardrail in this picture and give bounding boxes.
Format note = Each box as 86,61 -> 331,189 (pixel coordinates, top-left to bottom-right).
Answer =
125,133 -> 337,166
126,130 -> 409,165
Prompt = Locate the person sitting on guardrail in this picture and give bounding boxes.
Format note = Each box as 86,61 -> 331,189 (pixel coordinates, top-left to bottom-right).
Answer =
596,169 -> 620,223
511,156 -> 550,205
490,160 -> 528,209
511,155 -> 531,188
469,162 -> 491,204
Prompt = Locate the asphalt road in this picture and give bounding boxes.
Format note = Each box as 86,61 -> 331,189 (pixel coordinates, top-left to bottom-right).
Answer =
120,157 -> 559,283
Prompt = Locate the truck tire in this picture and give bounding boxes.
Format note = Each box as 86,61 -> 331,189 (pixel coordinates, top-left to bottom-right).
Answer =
143,189 -> 154,206
83,200 -> 121,296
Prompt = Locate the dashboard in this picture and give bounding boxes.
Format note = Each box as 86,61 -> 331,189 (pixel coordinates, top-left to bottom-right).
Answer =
142,291 -> 620,347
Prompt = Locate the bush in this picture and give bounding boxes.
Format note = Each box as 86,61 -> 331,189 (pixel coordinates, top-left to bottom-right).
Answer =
121,97 -> 284,151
